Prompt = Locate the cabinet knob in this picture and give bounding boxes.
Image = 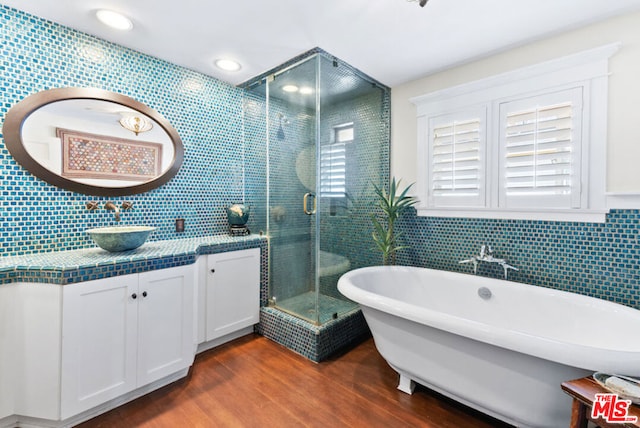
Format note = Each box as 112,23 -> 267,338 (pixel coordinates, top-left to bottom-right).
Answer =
210,269 -> 215,273
131,293 -> 137,299
142,291 -> 148,298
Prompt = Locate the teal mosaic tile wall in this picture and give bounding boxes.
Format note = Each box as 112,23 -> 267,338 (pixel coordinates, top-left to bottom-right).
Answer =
0,6 -> 245,257
396,209 -> 640,309
5,5 -> 637,331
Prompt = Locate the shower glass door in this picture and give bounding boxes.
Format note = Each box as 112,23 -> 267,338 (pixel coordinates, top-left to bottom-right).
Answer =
265,55 -> 321,324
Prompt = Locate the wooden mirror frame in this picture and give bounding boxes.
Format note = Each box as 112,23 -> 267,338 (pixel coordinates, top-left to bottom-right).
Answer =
2,87 -> 184,196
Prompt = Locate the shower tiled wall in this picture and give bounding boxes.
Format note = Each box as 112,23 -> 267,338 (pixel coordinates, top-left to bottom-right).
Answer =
318,88 -> 391,271
396,209 -> 640,309
0,6 -> 245,257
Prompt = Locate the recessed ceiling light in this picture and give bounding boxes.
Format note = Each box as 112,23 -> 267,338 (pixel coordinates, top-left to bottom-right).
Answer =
299,87 -> 314,95
282,85 -> 299,93
95,10 -> 133,31
215,58 -> 241,72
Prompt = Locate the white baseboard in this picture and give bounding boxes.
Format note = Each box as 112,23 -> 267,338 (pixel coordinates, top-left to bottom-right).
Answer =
196,326 -> 255,354
5,368 -> 189,428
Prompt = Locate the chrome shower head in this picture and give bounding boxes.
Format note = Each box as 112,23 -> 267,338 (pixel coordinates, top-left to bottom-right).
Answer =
278,113 -> 289,125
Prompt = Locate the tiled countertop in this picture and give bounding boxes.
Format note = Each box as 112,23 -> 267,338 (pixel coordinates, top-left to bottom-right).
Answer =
0,234 -> 267,285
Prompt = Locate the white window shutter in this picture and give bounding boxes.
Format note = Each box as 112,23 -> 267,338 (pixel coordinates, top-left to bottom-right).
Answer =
320,123 -> 353,198
428,109 -> 486,207
320,143 -> 346,197
498,87 -> 583,209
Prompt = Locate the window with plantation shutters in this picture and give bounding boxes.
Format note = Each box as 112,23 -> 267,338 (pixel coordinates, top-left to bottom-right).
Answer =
320,123 -> 353,198
413,44 -> 617,222
499,88 -> 582,209
428,109 -> 486,207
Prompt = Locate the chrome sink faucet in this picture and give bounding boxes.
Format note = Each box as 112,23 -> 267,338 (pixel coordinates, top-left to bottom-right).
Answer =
459,244 -> 519,279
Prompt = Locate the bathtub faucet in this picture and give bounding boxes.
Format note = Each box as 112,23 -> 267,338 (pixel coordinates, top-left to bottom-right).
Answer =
480,244 -> 491,258
459,244 -> 519,279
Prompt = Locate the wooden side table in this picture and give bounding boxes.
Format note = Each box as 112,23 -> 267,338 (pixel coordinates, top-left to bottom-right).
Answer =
561,376 -> 640,428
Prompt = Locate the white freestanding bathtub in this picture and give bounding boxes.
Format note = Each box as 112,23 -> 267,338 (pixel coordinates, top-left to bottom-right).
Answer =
337,266 -> 640,428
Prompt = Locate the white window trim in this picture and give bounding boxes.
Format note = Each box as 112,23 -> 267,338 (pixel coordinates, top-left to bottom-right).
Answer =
412,43 -> 621,223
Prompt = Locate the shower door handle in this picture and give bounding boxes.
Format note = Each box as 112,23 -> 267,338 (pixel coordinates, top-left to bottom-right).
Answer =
303,192 -> 316,215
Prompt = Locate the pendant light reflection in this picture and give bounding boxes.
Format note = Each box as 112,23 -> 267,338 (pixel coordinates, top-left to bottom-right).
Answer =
119,115 -> 153,136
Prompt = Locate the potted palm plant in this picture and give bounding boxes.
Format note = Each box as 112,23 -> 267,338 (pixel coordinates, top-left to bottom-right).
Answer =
371,177 -> 418,265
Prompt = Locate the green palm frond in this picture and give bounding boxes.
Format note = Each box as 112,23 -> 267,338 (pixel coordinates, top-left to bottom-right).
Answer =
371,177 -> 418,265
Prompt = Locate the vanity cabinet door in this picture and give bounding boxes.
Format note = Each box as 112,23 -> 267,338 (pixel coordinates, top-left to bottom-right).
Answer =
137,265 -> 195,386
205,248 -> 260,341
60,264 -> 195,419
60,275 -> 138,419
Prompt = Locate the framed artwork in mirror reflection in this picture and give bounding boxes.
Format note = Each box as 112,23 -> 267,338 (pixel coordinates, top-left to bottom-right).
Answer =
57,128 -> 162,182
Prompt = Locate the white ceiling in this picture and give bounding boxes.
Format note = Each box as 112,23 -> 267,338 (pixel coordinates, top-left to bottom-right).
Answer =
4,0 -> 640,87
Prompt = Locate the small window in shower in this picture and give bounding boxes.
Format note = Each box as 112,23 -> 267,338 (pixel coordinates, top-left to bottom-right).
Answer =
320,122 -> 353,199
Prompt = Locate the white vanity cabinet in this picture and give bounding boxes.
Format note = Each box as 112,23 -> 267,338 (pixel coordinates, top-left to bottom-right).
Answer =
60,264 -> 195,419
0,284 -> 17,421
0,239 -> 265,428
201,248 -> 260,347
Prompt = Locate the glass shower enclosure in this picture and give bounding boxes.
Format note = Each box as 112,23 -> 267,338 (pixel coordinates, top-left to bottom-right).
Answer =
244,50 -> 389,325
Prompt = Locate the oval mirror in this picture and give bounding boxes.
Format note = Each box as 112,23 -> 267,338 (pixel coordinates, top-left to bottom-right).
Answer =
2,87 -> 184,196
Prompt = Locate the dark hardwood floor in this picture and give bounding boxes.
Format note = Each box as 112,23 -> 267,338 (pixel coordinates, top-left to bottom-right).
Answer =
77,334 -> 513,427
